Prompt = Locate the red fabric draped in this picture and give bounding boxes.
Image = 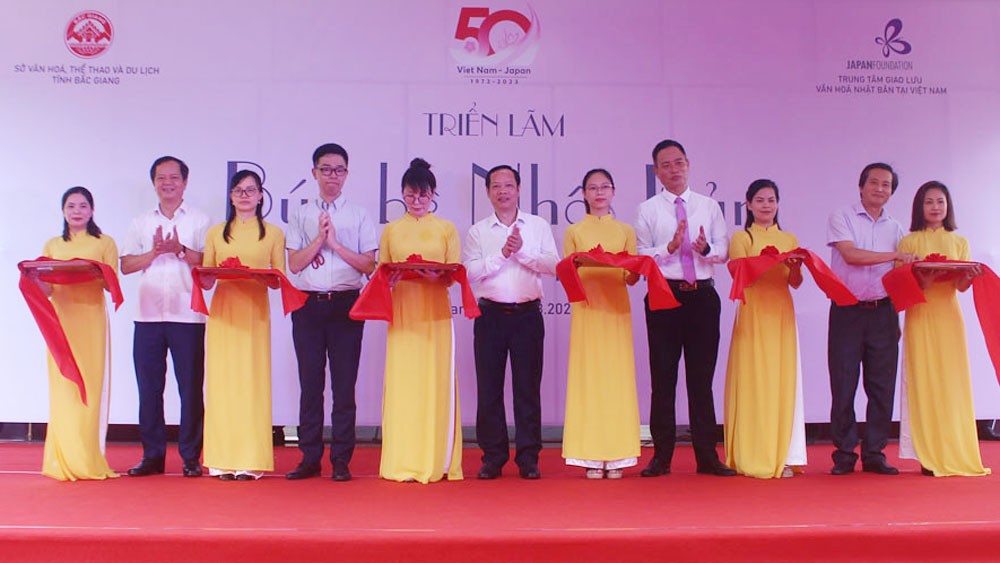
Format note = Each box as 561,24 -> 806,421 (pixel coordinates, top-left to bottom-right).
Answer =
348,255 -> 481,322
190,257 -> 307,316
882,258 -> 1000,382
727,246 -> 857,306
556,245 -> 679,310
17,257 -> 124,405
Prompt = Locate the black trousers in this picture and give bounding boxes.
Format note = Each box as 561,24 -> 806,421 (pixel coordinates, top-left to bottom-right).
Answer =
291,291 -> 364,465
474,301 -> 544,469
133,321 -> 205,462
643,286 -> 722,467
828,300 -> 899,466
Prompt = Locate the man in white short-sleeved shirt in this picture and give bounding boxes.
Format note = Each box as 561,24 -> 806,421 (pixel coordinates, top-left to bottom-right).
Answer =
121,156 -> 210,478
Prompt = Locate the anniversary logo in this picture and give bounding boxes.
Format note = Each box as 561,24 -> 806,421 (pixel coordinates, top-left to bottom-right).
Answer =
815,18 -> 948,97
11,10 -> 162,87
449,3 -> 540,85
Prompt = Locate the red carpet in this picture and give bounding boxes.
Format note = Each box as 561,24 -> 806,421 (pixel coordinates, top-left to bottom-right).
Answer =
2,442 -> 999,562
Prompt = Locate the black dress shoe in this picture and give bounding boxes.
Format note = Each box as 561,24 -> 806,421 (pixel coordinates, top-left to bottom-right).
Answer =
830,461 -> 855,475
477,464 -> 502,480
519,465 -> 541,480
332,460 -> 352,482
697,461 -> 737,477
182,459 -> 203,478
127,458 -> 165,477
862,460 -> 900,475
640,457 -> 671,477
286,461 -> 322,480
218,473 -> 236,481
235,473 -> 257,481
921,466 -> 935,476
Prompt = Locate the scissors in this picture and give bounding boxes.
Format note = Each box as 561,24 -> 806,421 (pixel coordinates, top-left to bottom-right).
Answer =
310,200 -> 332,269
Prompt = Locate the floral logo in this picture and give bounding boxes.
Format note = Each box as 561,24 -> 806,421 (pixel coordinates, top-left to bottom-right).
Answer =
875,18 -> 912,59
450,4 -> 540,66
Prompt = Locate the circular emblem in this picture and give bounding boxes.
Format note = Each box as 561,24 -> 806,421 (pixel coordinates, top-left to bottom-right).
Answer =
65,11 -> 114,59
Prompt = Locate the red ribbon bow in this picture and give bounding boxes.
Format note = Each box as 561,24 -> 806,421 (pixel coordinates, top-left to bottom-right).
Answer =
349,254 -> 481,322
18,257 -> 123,405
882,258 -> 1000,383
727,246 -> 857,306
190,258 -> 308,316
556,245 -> 679,310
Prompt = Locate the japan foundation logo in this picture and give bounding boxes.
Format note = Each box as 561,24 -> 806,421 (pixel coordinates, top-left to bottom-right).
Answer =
874,18 -> 911,58
65,11 -> 114,59
450,3 -> 540,79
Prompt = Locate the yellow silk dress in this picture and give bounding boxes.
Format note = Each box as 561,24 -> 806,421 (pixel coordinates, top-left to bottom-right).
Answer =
561,214 -> 641,467
724,224 -> 801,479
203,219 -> 286,474
378,212 -> 463,483
40,232 -> 120,481
898,228 -> 989,476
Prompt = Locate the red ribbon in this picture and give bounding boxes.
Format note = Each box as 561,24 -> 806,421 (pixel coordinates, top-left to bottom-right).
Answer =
190,257 -> 308,316
349,254 -> 481,322
882,258 -> 1000,382
17,257 -> 123,405
556,245 -> 679,310
727,246 -> 857,306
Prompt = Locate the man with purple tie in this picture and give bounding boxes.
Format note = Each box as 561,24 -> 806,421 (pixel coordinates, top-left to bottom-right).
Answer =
635,139 -> 734,477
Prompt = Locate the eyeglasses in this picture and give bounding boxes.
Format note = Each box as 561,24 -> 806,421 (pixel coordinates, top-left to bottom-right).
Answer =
584,184 -> 614,193
230,187 -> 260,197
403,193 -> 432,203
316,165 -> 348,178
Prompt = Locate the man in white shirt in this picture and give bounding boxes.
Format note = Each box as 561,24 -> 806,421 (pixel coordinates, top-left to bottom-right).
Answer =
635,139 -> 735,477
121,156 -> 210,478
284,143 -> 377,482
463,165 -> 559,480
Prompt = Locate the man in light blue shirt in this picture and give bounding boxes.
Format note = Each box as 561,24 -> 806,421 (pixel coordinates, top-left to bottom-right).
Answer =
285,143 -> 377,482
827,162 -> 915,476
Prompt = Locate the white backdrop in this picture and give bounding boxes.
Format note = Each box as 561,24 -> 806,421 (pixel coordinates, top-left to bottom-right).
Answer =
3,0 -> 999,426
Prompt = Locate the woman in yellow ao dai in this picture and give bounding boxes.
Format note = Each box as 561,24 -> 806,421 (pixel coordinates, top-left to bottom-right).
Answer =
40,187 -> 119,481
202,171 -> 286,481
561,169 -> 641,479
724,180 -> 807,479
378,158 -> 463,484
897,181 -> 989,477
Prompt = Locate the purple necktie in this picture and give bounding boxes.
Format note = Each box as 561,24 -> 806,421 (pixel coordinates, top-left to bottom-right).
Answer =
674,197 -> 697,283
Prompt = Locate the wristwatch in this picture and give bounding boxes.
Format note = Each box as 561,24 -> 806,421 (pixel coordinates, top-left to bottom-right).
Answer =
178,245 -> 187,259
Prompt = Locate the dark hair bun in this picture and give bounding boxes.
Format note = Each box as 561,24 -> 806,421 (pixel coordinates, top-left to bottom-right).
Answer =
410,158 -> 431,170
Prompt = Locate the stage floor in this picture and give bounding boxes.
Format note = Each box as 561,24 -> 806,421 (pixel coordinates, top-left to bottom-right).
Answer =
3,442 -> 999,562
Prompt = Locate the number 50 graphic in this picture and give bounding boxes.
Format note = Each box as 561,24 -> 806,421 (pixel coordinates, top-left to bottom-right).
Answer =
454,7 -> 533,58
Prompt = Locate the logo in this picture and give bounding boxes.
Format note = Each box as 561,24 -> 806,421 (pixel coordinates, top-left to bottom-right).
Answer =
451,4 -> 540,81
874,18 -> 911,58
65,11 -> 114,59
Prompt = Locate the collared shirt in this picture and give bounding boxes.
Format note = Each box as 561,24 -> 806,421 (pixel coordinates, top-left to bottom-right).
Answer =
635,187 -> 729,280
463,209 -> 559,303
285,196 -> 378,292
121,203 -> 211,323
827,201 -> 904,301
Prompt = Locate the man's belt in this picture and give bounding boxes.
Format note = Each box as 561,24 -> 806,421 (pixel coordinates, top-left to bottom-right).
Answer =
305,289 -> 360,301
666,279 -> 714,292
478,298 -> 541,314
854,297 -> 892,309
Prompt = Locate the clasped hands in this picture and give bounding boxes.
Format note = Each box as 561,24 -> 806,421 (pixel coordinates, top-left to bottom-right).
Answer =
667,220 -> 709,255
501,225 -> 522,258
153,225 -> 184,257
